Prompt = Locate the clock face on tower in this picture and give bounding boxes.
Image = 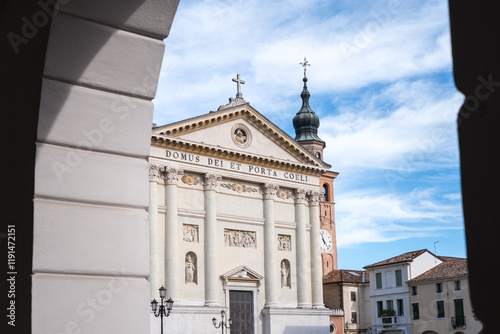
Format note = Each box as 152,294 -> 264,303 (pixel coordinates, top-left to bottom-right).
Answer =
320,230 -> 332,252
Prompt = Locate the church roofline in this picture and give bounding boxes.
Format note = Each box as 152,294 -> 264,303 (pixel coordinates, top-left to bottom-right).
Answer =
152,103 -> 332,170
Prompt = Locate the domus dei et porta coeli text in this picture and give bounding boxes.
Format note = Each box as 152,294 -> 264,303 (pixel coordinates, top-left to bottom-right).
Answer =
148,65 -> 338,334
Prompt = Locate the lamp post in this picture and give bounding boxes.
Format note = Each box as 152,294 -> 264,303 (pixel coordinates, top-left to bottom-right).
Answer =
151,285 -> 174,334
212,310 -> 232,334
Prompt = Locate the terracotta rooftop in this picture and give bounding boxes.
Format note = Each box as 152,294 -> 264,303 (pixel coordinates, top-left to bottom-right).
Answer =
408,258 -> 468,283
364,249 -> 430,269
323,269 -> 370,284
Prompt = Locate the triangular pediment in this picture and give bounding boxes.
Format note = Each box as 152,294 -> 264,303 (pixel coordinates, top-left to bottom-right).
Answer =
221,265 -> 263,281
152,104 -> 330,169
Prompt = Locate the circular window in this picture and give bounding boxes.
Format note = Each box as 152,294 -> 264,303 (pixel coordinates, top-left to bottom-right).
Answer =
330,322 -> 336,334
231,124 -> 252,148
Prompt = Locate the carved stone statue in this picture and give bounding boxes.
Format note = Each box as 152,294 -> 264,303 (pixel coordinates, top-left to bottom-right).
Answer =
224,229 -> 256,248
185,254 -> 196,284
281,260 -> 290,288
278,235 -> 291,251
183,225 -> 198,243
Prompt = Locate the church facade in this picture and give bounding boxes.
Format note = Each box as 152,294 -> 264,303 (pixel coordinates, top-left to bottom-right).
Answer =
148,71 -> 337,333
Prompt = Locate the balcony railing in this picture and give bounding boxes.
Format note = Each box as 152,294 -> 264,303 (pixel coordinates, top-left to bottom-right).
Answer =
381,316 -> 397,325
451,315 -> 466,328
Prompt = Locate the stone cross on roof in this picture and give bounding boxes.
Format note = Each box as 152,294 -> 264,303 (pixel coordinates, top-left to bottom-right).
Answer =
216,74 -> 248,111
232,74 -> 245,98
300,57 -> 310,77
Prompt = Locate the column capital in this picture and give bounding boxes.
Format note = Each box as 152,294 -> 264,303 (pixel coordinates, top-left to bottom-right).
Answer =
294,188 -> 307,204
203,173 -> 222,190
307,190 -> 321,206
149,164 -> 165,183
164,167 -> 184,185
262,183 -> 279,200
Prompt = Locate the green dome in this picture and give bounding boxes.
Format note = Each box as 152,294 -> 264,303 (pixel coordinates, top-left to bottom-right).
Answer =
293,77 -> 324,143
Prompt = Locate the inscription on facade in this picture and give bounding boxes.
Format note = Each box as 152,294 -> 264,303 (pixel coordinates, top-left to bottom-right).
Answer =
224,229 -> 256,248
164,149 -> 312,184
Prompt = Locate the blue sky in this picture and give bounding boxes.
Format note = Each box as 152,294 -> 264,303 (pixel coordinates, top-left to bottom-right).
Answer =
153,0 -> 467,270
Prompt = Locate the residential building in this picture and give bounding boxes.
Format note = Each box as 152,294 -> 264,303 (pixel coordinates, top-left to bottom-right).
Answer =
407,258 -> 482,334
364,249 -> 443,334
323,269 -> 371,334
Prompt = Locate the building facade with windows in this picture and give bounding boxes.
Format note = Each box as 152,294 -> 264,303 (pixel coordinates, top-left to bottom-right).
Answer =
364,249 -> 444,334
147,72 -> 336,333
323,269 -> 371,334
407,258 -> 482,334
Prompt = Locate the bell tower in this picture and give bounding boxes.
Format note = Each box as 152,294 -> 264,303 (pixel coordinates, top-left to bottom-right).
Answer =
293,58 -> 338,275
292,57 -> 326,160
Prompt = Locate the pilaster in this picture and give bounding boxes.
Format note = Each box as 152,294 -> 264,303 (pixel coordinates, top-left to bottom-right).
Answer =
263,183 -> 279,307
164,167 -> 183,302
204,173 -> 222,306
308,190 -> 324,308
148,164 -> 165,298
295,188 -> 312,308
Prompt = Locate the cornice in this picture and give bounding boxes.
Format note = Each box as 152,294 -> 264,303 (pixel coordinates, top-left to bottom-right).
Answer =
151,134 -> 327,176
152,106 -> 331,169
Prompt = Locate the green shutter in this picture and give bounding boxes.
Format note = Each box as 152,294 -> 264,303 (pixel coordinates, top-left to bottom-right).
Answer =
412,303 -> 419,320
376,273 -> 382,289
386,300 -> 394,312
454,299 -> 465,326
395,270 -> 402,286
437,300 -> 445,318
397,299 -> 404,316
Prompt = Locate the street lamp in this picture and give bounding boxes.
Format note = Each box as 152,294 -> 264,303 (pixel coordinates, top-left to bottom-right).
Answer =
212,310 -> 232,334
151,285 -> 174,334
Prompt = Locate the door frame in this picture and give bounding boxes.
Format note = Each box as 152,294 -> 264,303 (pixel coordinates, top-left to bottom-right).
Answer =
224,285 -> 259,334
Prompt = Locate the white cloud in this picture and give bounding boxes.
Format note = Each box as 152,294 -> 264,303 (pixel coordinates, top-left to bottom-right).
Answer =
335,188 -> 463,248
154,0 -> 455,125
320,79 -> 463,173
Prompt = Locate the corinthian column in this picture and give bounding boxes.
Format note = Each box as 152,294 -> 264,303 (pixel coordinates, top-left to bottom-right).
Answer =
164,167 -> 183,302
295,188 -> 311,308
308,190 -> 324,308
204,173 -> 222,306
148,164 -> 165,298
263,183 -> 279,307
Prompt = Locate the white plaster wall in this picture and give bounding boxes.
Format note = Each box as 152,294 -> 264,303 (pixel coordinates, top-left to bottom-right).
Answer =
275,201 -> 295,223
410,252 -> 442,279
33,273 -> 150,334
178,185 -> 205,212
217,193 -> 264,218
263,308 -> 331,334
33,2 -> 179,334
33,198 -> 149,275
360,284 -> 372,329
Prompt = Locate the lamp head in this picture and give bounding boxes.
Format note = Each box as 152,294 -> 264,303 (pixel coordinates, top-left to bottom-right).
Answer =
166,297 -> 174,311
212,317 -> 217,326
151,298 -> 158,313
221,310 -> 225,319
159,285 -> 166,299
